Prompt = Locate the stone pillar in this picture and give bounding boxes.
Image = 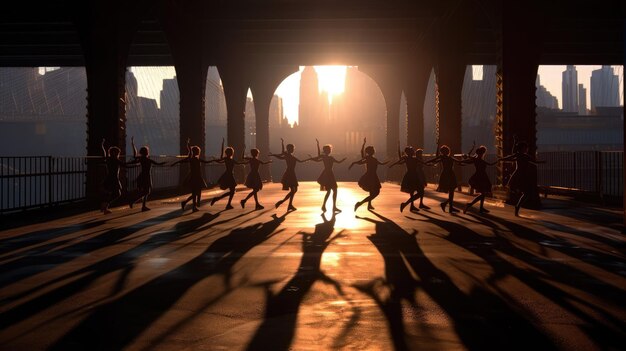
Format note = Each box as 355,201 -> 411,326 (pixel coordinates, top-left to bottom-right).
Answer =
73,2 -> 138,200
499,2 -> 543,208
250,66 -> 299,181
159,0 -> 208,187
435,62 -> 465,157
218,63 -> 249,181
405,62 -> 432,149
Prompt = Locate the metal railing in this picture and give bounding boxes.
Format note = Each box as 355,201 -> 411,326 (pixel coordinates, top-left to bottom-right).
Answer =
0,155 -> 242,213
1,156 -> 87,213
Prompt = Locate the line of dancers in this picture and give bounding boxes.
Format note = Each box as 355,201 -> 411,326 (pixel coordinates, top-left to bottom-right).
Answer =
99,136 -> 544,217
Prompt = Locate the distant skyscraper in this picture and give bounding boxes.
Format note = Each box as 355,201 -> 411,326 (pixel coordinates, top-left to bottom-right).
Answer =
590,65 -> 620,111
562,65 -> 578,112
205,66 -> 227,126
536,75 -> 559,109
269,95 -> 284,129
578,83 -> 587,115
298,66 -> 320,131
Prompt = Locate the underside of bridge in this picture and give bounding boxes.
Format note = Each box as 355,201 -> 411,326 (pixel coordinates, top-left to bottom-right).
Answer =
0,0 -> 625,213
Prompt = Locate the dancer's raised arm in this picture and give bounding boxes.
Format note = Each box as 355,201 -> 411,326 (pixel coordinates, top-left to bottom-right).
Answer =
316,138 -> 321,157
466,140 -> 476,158
170,138 -> 192,166
101,138 -> 107,158
281,138 -> 285,155
360,137 -> 366,159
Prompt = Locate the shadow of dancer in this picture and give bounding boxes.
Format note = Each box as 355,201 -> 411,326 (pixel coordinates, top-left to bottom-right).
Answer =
46,213 -> 287,351
356,211 -> 557,351
246,213 -> 346,351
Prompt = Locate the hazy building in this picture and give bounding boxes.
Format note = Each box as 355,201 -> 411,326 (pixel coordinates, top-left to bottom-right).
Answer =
536,75 -> 559,109
462,65 -> 497,152
590,65 -> 620,111
562,65 -> 579,113
578,83 -> 587,115
0,67 -> 87,156
298,66 -> 321,133
269,94 -> 284,129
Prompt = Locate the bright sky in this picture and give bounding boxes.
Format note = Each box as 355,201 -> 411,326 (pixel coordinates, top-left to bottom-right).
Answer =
130,65 -> 623,122
274,66 -> 347,126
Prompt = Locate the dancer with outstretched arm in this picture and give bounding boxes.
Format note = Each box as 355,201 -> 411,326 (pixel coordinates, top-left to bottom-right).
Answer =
501,139 -> 545,216
99,138 -> 131,215
389,144 -> 427,212
240,147 -> 272,210
310,139 -> 346,213
269,138 -> 309,211
462,145 -> 500,214
171,138 -> 213,212
127,136 -> 167,212
210,138 -> 244,210
350,138 -> 388,212
426,145 -> 465,213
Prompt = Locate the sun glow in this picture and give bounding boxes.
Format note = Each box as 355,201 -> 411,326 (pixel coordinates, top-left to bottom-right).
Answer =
314,66 -> 347,103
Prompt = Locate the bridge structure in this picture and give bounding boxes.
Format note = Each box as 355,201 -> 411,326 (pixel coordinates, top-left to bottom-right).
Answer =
0,0 -> 624,209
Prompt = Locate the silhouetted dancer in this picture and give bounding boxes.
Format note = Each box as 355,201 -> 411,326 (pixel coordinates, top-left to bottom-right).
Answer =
310,139 -> 346,213
389,144 -> 428,212
210,138 -> 244,210
127,136 -> 166,212
240,147 -> 271,210
350,138 -> 388,211
269,138 -> 310,211
99,138 -> 130,214
426,145 -> 465,213
171,138 -> 213,212
501,139 -> 545,216
461,145 -> 500,214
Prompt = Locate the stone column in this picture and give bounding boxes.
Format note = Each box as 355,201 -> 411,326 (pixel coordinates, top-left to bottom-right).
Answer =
218,63 -> 249,181
73,2 -> 139,200
405,62 -> 433,149
498,2 -> 543,208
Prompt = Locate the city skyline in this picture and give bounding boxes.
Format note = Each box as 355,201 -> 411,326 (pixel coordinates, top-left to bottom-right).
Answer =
130,65 -> 624,126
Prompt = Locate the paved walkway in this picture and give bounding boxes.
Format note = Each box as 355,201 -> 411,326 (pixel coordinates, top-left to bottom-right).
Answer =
0,182 -> 624,350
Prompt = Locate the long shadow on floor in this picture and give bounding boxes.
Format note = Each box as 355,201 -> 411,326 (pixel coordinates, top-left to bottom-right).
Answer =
245,213 -> 347,351
0,210 -> 185,289
415,211 -> 625,350
45,212 -> 287,351
357,211 -> 558,351
0,211 -> 220,332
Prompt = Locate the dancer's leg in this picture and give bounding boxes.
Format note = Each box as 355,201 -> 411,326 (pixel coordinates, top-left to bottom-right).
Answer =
332,188 -> 341,212
322,190 -> 331,211
515,192 -> 527,216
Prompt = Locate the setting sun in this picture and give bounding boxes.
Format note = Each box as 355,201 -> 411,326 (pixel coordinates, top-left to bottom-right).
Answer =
315,65 -> 347,103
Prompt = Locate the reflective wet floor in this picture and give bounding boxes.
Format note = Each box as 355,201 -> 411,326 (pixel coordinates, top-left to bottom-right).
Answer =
1,182 -> 624,350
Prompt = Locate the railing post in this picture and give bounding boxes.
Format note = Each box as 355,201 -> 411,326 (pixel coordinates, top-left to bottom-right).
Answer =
48,156 -> 53,208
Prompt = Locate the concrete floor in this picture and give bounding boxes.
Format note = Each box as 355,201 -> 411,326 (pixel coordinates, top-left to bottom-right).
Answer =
0,182 -> 624,350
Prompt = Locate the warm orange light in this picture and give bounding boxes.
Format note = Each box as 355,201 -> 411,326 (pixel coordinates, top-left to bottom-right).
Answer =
314,66 -> 347,103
